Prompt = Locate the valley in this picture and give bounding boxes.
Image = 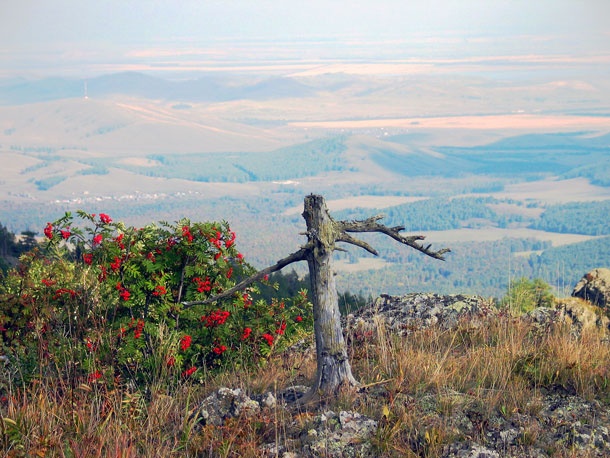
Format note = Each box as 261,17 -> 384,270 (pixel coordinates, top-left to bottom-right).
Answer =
1,62 -> 609,298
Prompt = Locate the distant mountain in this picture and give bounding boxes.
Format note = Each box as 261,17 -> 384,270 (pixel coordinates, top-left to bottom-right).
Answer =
468,131 -> 610,151
0,72 -> 316,105
87,72 -> 174,99
0,77 -> 83,104
239,77 -> 315,100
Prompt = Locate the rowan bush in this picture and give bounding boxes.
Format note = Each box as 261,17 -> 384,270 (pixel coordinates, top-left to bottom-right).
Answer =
0,211 -> 312,390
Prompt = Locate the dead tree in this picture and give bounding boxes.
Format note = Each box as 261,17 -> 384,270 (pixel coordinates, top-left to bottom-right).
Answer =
184,194 -> 449,402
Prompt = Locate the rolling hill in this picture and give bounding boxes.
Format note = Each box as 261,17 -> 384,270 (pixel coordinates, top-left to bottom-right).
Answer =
1,70 -> 609,298
0,72 -> 316,105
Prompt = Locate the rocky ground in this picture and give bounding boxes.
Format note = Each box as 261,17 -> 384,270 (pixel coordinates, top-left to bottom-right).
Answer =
192,270 -> 610,457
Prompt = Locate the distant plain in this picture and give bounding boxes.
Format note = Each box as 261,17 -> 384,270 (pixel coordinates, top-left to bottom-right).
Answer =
1,50 -> 609,296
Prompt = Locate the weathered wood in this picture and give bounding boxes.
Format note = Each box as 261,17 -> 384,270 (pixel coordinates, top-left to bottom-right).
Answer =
301,194 -> 359,400
182,193 -> 449,402
337,216 -> 450,260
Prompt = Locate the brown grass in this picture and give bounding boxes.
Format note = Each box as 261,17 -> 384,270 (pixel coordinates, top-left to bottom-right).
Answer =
2,313 -> 609,457
348,314 -> 610,456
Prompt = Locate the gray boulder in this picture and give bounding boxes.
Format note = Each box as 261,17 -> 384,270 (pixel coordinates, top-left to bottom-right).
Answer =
528,297 -> 609,336
192,386 -> 378,457
193,387 -> 260,426
559,297 -> 610,333
347,293 -> 495,336
193,385 -> 311,428
443,443 -> 500,458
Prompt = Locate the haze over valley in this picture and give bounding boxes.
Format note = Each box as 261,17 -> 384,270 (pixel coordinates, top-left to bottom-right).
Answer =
1,0 -> 609,297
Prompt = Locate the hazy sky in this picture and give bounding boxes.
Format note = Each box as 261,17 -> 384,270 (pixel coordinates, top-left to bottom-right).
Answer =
1,0 -> 608,76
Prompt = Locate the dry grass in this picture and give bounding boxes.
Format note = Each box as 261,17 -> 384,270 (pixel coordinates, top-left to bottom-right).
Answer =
0,345 -> 317,457
0,379 -> 195,457
349,315 -> 610,456
2,314 -> 610,456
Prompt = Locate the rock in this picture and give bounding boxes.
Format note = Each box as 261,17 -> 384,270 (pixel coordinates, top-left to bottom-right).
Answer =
572,268 -> 610,309
300,410 -> 378,458
346,293 -> 494,337
527,306 -> 561,329
527,298 -> 609,336
259,407 -> 378,457
194,385 -> 313,428
432,391 -> 610,457
259,391 -> 277,409
558,297 -> 610,333
277,385 -> 310,404
442,443 -> 500,457
535,393 -> 610,455
193,387 -> 260,426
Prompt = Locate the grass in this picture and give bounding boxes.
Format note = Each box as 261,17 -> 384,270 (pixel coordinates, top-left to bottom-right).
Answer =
1,311 -> 610,457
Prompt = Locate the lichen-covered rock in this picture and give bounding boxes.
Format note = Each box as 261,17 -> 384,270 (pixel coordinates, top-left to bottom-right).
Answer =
194,385 -> 312,429
346,293 -> 494,336
411,389 -> 610,457
536,393 -> 610,455
278,385 -> 310,404
527,298 -> 609,336
442,443 -> 500,457
558,297 -> 610,332
194,387 -> 260,426
300,410 -> 378,458
527,306 -> 562,329
572,268 -> 610,309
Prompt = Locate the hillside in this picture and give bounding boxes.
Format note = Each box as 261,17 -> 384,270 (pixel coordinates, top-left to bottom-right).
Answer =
0,73 -> 317,105
1,71 -> 609,298
0,97 -> 288,155
2,130 -> 610,297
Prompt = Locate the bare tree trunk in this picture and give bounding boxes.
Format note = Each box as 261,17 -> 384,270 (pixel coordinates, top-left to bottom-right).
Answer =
183,193 -> 449,404
302,195 -> 358,400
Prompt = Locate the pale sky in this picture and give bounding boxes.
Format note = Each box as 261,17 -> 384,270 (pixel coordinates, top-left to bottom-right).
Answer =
0,0 -> 608,76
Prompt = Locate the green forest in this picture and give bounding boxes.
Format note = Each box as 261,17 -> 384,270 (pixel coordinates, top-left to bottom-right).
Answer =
79,137 -> 348,183
3,191 -> 609,299
335,236 -> 610,299
531,200 -> 610,235
334,196 -> 529,231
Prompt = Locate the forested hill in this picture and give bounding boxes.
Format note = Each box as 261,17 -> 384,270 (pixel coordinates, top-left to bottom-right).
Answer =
530,201 -> 610,235
335,236 -> 610,299
2,127 -> 609,299
331,195 -> 610,297
432,132 -> 610,186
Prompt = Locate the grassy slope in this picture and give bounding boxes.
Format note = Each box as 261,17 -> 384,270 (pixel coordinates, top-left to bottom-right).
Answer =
2,309 -> 609,456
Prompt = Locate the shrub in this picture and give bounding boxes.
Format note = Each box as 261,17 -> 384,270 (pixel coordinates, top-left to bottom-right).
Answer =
500,277 -> 554,314
0,211 -> 312,390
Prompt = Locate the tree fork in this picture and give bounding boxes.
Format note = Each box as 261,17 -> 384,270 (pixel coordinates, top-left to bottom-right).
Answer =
182,194 -> 449,402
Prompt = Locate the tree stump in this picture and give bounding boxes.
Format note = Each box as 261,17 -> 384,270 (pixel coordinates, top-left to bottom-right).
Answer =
183,193 -> 449,403
302,194 -> 359,400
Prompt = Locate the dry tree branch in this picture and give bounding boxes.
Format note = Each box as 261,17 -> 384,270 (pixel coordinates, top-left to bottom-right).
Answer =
182,247 -> 308,308
337,216 -> 450,260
